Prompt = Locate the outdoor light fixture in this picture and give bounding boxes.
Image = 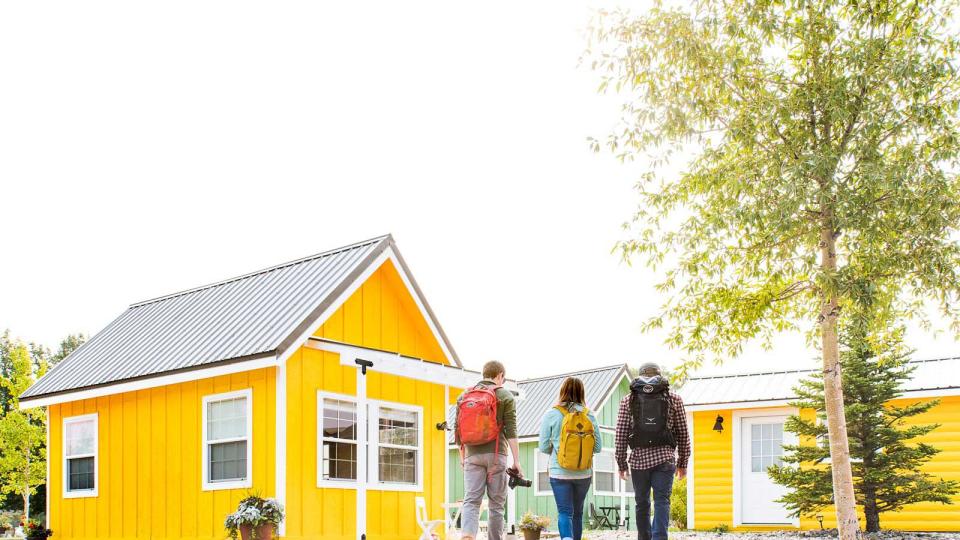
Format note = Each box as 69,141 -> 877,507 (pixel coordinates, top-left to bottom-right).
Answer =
712,415 -> 724,433
816,514 -> 825,530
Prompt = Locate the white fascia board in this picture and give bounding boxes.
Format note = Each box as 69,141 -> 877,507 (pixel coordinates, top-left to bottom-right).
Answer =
306,338 -> 519,392
684,399 -> 793,412
19,355 -> 279,409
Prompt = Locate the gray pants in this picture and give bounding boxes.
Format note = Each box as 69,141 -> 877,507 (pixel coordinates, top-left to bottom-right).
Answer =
462,452 -> 509,539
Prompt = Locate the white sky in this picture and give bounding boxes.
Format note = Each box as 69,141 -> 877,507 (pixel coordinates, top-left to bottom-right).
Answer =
1,1 -> 957,381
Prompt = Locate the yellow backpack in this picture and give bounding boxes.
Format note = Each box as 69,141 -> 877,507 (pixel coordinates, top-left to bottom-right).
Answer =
554,405 -> 596,471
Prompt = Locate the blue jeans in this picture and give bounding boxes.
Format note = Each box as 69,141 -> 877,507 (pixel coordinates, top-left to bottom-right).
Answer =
631,461 -> 675,540
549,477 -> 592,540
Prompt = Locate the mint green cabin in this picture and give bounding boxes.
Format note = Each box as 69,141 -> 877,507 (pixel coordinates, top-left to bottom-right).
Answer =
447,364 -> 635,533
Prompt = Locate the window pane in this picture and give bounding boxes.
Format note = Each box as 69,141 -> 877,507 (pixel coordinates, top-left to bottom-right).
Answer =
751,424 -> 761,438
536,451 -> 550,469
378,447 -> 416,484
595,452 -> 615,472
761,423 -> 771,439
65,419 -> 96,456
762,438 -> 773,456
322,440 -> 357,481
751,439 -> 761,457
751,456 -> 762,472
208,398 -> 247,441
771,423 -> 783,440
596,471 -> 616,493
209,440 -> 247,482
322,399 -> 357,441
379,407 -> 417,447
68,457 -> 95,491
624,478 -> 634,493
537,472 -> 550,492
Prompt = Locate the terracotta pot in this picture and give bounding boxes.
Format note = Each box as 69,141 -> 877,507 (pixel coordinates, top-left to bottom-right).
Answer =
238,524 -> 274,540
522,529 -> 541,540
255,523 -> 274,540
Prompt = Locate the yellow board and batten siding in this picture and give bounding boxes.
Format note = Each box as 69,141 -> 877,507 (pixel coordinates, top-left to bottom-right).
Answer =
49,258 -> 454,540
49,368 -> 277,540
691,396 -> 960,532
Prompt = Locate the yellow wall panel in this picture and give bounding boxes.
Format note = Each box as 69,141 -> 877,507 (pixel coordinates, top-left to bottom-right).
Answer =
692,397 -> 960,532
48,368 -> 276,540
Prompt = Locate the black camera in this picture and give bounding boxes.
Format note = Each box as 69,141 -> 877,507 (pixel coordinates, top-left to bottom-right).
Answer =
506,467 -> 532,489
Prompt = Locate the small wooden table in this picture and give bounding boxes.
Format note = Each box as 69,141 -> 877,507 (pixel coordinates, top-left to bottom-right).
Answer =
598,506 -> 624,529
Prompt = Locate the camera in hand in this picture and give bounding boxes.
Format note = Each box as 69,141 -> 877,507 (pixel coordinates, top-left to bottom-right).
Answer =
506,467 -> 532,489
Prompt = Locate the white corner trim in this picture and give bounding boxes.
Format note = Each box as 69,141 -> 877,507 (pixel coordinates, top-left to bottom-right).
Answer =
275,362 -> 287,536
686,411 -> 694,530
731,407 -> 800,528
201,388 -> 254,491
21,355 -> 278,409
62,413 -> 98,499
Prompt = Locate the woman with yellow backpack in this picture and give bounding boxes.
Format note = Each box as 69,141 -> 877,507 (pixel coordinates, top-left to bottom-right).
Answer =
537,377 -> 603,540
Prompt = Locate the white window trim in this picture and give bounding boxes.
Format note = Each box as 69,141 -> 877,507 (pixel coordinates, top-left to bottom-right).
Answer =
63,413 -> 98,498
368,399 -> 424,492
202,388 -> 253,491
318,391 -> 361,489
534,449 -> 552,496
593,448 -> 619,496
316,392 -> 425,492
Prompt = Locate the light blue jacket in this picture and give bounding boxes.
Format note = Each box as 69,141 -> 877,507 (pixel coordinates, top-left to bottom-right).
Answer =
538,403 -> 602,480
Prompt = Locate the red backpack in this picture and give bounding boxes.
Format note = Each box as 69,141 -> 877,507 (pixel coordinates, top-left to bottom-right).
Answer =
455,383 -> 501,455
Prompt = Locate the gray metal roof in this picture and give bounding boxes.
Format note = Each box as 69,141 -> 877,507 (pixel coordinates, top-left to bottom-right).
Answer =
23,235 -> 460,402
516,364 -> 628,437
679,356 -> 960,407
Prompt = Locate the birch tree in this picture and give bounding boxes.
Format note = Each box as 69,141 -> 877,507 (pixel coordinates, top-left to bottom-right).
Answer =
587,1 -> 960,538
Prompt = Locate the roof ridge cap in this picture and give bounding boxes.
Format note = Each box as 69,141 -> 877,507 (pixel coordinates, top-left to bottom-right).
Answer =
129,235 -> 392,308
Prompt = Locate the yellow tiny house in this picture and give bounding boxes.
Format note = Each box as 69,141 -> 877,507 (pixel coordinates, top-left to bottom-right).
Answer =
22,235 -> 483,540
680,359 -> 960,533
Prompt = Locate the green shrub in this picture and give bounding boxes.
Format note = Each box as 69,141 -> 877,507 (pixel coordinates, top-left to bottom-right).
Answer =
711,523 -> 730,533
670,477 -> 687,529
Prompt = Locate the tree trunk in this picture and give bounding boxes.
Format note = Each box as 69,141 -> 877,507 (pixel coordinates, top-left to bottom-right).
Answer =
820,226 -> 862,540
862,486 -> 881,533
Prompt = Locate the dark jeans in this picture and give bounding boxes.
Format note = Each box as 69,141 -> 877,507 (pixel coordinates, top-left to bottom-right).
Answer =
631,461 -> 675,540
549,477 -> 592,540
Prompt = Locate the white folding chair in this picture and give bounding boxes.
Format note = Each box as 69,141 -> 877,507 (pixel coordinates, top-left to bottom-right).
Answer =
416,496 -> 445,540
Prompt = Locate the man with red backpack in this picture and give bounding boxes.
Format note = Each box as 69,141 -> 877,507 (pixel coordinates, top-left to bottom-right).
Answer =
455,360 -> 520,540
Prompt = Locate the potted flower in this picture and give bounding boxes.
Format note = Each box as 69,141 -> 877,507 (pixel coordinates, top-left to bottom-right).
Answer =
224,495 -> 284,540
25,520 -> 53,540
517,511 -> 550,540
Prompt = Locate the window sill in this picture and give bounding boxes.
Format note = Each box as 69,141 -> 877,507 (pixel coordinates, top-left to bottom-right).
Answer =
368,482 -> 423,493
63,489 -> 98,499
202,479 -> 252,491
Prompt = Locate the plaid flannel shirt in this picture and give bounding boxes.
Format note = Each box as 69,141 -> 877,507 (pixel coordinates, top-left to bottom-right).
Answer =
614,391 -> 691,472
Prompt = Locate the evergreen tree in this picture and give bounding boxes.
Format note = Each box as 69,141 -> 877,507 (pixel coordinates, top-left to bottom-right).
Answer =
769,292 -> 958,531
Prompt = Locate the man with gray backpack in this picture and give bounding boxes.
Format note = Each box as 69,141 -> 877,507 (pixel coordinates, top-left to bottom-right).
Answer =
615,362 -> 690,540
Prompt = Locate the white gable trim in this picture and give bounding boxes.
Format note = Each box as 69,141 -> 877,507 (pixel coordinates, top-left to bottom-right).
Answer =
277,246 -> 458,368
683,386 -> 960,413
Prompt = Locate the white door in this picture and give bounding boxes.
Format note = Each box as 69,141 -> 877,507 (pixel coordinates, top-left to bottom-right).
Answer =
740,415 -> 794,524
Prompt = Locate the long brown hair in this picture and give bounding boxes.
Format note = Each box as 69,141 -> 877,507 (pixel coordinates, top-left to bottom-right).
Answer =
558,377 -> 586,406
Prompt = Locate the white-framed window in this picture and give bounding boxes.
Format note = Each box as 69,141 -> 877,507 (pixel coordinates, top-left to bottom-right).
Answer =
63,413 -> 98,498
594,450 -> 618,495
202,389 -> 252,490
371,401 -> 423,491
535,451 -> 551,496
316,394 -> 424,492
318,393 -> 359,487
